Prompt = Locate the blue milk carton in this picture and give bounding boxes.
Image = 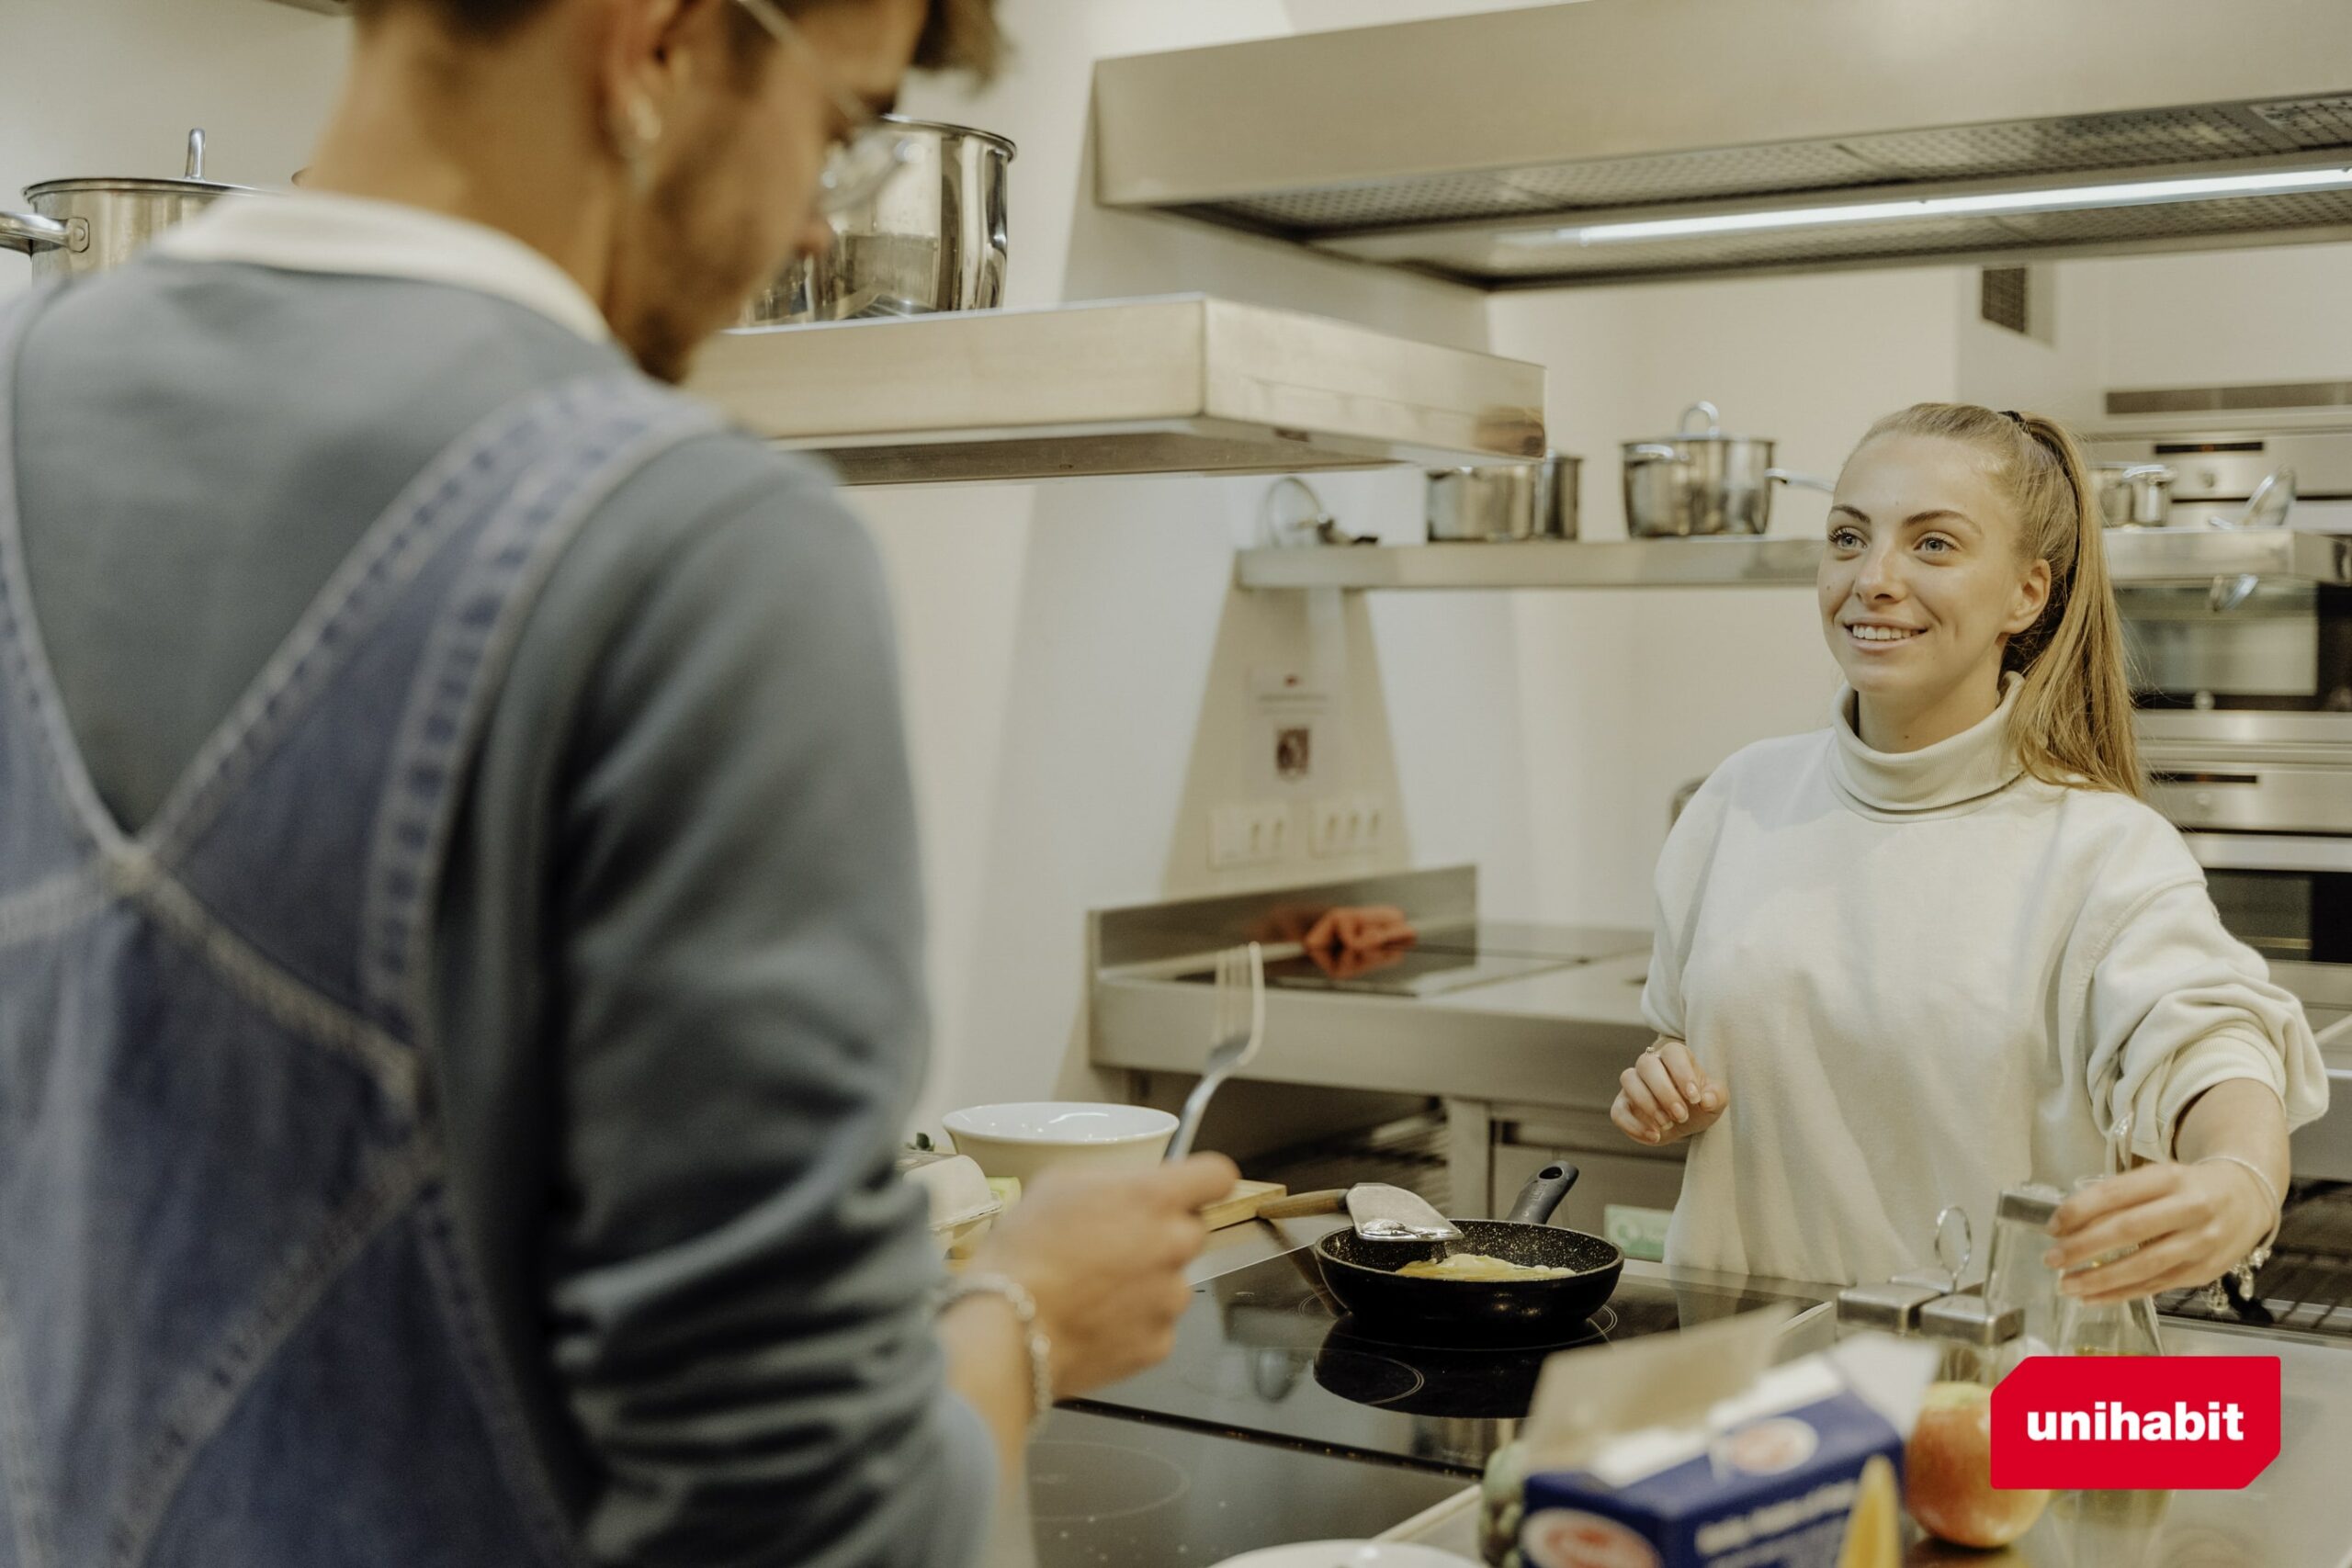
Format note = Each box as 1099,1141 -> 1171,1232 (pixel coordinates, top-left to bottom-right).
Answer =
1515,1311 -> 1934,1568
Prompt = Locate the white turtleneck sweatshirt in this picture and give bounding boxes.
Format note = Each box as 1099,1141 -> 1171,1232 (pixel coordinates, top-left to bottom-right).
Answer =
1643,677 -> 2330,1288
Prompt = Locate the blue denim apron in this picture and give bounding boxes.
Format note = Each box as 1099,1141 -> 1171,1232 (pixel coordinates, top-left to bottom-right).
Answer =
0,287 -> 719,1566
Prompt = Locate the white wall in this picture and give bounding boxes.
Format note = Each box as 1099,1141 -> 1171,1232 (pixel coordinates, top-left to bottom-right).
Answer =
0,1 -> 345,279
856,0 -> 1544,1123
2090,242 -> 2352,391
1485,266 -> 1967,926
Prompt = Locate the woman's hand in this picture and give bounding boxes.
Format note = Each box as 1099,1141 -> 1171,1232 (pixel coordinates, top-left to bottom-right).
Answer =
1300,905 -> 1417,979
2045,1161 -> 2277,1306
1610,1037 -> 1728,1146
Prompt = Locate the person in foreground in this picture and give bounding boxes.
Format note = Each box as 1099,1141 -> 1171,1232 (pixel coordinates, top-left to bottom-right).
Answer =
1611,403 -> 2328,1304
0,1 -> 1230,1564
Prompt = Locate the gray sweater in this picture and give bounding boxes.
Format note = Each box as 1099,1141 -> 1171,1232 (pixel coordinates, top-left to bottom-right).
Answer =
11,257 -> 990,1565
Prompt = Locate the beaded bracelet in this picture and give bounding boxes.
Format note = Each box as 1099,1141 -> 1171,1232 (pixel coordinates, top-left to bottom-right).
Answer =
940,1271 -> 1057,1434
2195,1154 -> 2282,1314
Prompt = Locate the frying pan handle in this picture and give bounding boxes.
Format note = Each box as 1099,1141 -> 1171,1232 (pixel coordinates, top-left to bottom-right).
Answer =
1256,1189 -> 1347,1221
1502,1163 -> 1580,1226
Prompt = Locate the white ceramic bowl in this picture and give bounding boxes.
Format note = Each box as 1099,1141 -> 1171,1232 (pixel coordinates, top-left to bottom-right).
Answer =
942,1102 -> 1178,1185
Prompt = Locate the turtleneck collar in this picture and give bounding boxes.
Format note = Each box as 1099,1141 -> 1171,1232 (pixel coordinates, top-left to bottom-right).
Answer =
1829,673 -> 2027,816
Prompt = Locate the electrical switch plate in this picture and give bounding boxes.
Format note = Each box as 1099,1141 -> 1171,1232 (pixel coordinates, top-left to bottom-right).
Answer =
1210,802 -> 1292,871
1309,798 -> 1350,858
1310,794 -> 1389,858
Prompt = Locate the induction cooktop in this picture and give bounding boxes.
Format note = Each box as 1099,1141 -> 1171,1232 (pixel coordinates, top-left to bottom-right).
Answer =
1068,1247 -> 1819,1473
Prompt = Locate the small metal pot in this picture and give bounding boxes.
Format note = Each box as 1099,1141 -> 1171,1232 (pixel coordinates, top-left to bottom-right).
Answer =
2094,462 -> 2177,528
1,131 -> 247,282
741,118 -> 1014,328
1427,452 -> 1581,541
1621,401 -> 1833,537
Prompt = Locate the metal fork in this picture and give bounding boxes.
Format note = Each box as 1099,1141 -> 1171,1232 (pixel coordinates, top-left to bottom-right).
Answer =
1165,942 -> 1264,1162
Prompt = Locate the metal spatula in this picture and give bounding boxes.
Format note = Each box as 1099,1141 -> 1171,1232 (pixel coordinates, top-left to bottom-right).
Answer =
1257,1183 -> 1463,1243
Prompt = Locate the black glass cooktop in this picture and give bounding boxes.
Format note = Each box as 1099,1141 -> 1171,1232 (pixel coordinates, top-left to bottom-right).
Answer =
1068,1247 -> 1818,1475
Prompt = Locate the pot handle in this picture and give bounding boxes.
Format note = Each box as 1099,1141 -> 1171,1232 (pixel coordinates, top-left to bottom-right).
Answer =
0,210 -> 70,257
1678,400 -> 1724,436
1768,468 -> 1837,494
187,128 -> 206,181
1624,443 -> 1681,466
1501,1163 -> 1580,1226
2222,467 -> 2296,532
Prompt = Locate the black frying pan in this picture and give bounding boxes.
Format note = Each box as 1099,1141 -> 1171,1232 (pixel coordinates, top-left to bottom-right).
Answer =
1269,1165 -> 1624,1346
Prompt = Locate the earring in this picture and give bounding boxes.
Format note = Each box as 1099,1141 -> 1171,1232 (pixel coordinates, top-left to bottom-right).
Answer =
612,96 -> 665,197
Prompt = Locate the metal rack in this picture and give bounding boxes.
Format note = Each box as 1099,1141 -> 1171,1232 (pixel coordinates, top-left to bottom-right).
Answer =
1236,531 -> 2352,592
2160,1180 -> 2352,1338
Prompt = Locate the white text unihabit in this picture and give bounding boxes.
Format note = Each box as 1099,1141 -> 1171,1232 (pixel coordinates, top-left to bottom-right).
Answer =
2025,1402 -> 2248,1443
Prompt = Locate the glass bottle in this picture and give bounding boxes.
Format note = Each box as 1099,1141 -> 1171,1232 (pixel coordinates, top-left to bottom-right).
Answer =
2055,1177 -> 2166,1358
1982,1182 -> 2068,1359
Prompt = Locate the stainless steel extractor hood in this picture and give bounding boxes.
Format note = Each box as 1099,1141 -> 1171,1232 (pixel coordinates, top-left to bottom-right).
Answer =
687,295 -> 1544,483
1094,0 -> 2352,288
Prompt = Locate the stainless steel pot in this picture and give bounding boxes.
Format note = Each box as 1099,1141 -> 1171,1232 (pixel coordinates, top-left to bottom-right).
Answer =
2094,462 -> 2177,528
1427,452 -> 1580,541
741,118 -> 1014,328
1,131 -> 248,282
1621,401 -> 1833,537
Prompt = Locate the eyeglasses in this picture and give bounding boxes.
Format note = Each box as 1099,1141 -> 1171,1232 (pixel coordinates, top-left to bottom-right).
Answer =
733,0 -> 913,217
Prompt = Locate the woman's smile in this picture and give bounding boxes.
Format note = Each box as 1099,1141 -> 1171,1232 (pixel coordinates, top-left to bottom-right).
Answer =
1842,620 -> 1927,649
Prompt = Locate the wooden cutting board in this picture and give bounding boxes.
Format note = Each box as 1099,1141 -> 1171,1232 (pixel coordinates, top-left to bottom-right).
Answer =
1201,1179 -> 1288,1232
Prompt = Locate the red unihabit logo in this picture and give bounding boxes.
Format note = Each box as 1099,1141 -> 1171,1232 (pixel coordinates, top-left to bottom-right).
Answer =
1990,1357 -> 2280,1490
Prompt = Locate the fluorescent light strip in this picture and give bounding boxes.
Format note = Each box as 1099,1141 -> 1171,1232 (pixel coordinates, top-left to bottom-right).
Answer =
1501,165 -> 2352,249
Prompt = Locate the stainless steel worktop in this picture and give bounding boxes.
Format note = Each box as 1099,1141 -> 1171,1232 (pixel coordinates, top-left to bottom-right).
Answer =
1096,943 -> 1653,1111
1091,867 -> 1654,1114
1174,1228 -> 2352,1568
1383,1318 -> 2352,1568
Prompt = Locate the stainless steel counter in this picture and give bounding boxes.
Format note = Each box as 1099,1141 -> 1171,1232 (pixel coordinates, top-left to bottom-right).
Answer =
1348,1293 -> 2352,1568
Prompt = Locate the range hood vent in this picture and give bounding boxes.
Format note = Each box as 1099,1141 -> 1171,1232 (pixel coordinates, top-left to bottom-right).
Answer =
1095,0 -> 2352,288
688,295 -> 1544,485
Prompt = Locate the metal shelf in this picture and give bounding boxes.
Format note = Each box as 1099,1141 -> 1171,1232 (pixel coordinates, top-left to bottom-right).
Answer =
688,295 -> 1544,485
1236,531 -> 2352,592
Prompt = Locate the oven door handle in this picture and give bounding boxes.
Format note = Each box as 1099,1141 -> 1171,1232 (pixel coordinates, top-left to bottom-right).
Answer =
2182,832 -> 2352,874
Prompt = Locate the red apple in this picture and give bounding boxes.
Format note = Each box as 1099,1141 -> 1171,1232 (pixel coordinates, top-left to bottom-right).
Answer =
1905,1382 -> 2051,1548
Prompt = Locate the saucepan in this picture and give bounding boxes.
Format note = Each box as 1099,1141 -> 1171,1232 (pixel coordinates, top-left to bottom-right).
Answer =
2093,462 -> 2177,528
1263,1164 -> 1623,1344
1621,401 -> 1834,537
740,117 -> 1014,327
1425,452 -> 1582,541
1,130 -> 251,282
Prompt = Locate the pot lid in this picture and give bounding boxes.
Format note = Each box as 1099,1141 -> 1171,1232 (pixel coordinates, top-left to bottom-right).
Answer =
1626,400 -> 1772,446
23,129 -> 254,203
23,175 -> 251,199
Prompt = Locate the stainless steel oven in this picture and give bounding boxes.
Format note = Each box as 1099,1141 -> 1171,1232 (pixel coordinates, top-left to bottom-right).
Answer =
2143,713 -> 2352,967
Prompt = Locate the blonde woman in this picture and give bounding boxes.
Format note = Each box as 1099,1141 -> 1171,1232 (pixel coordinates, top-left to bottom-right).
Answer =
1614,404 -> 2329,1303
